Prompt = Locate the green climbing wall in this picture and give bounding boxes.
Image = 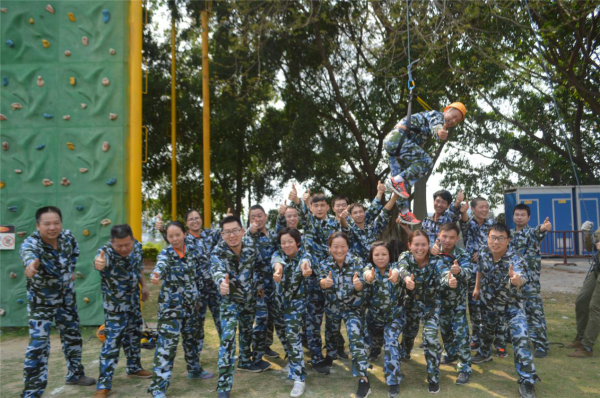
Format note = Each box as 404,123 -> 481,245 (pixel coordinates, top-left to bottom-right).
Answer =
0,1 -> 132,326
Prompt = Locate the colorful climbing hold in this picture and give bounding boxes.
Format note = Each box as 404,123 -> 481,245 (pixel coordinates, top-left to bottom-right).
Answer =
6,39 -> 15,48
37,76 -> 44,87
36,144 -> 45,150
82,36 -> 88,46
1,8 -> 7,13
17,231 -> 26,237
109,113 -> 117,120
102,141 -> 110,152
102,9 -> 110,23
42,179 -> 53,186
64,50 -> 71,57
76,206 -> 84,211
17,298 -> 24,304
14,169 -> 22,174
2,76 -> 8,86
29,17 -> 34,24
100,218 -> 112,226
68,12 -> 76,22
46,4 -> 54,14
75,272 -> 84,279
106,178 -> 117,186
83,297 -> 90,304
83,229 -> 90,236
0,309 -> 5,316
79,168 -> 88,173
81,103 -> 87,109
60,177 -> 71,186
8,206 -> 17,212
66,142 -> 75,150
69,77 -> 76,85
10,272 -> 16,279
11,103 -> 22,110
109,48 -> 116,55
0,182 -> 5,189
42,39 -> 50,48
43,113 -> 53,119
2,142 -> 7,151
0,114 -> 6,121
63,115 -> 71,120
102,77 -> 110,86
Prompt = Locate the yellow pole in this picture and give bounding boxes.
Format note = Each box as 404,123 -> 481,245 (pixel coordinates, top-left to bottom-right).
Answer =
201,10 -> 211,228
170,15 -> 177,220
128,0 -> 143,239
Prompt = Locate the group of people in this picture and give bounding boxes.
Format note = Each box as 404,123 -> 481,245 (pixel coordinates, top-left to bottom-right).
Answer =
17,102 -> 600,398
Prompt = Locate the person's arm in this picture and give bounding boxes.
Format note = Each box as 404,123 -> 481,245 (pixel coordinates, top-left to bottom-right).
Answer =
210,251 -> 228,288
20,237 -> 41,278
457,252 -> 473,283
473,271 -> 481,300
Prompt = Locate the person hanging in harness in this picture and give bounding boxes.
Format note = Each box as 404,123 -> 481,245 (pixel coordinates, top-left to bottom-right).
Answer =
384,102 -> 466,225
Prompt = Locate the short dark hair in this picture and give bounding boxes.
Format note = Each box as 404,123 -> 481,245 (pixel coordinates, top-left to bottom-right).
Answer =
470,197 -> 488,207
488,223 -> 511,238
220,215 -> 243,229
249,204 -> 265,214
328,231 -> 350,247
439,222 -> 460,236
433,190 -> 452,205
348,203 -> 365,214
408,230 -> 430,245
184,209 -> 201,222
331,195 -> 348,208
277,227 -> 302,247
110,224 -> 134,240
513,203 -> 531,217
368,241 -> 391,265
35,206 -> 62,223
311,193 -> 328,205
165,221 -> 186,235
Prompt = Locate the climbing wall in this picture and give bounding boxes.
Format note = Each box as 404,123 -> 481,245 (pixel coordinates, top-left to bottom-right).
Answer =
0,1 -> 132,326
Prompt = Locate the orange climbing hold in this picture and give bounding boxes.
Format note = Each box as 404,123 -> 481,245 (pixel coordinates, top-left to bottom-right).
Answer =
68,12 -> 76,22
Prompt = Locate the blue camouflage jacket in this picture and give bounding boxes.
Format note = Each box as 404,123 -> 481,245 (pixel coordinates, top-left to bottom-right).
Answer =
477,246 -> 528,308
421,205 -> 461,246
363,262 -> 403,323
510,225 -> 546,286
433,246 -> 472,307
396,110 -> 444,146
271,248 -> 312,311
345,198 -> 391,261
318,254 -> 366,310
393,251 -> 441,308
460,216 -> 496,269
293,199 -> 341,262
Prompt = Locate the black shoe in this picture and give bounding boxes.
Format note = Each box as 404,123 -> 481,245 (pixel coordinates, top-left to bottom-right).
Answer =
237,363 -> 263,373
472,353 -> 493,364
264,347 -> 280,358
519,381 -> 536,398
534,350 -> 547,358
440,355 -> 457,365
368,347 -> 381,361
356,378 -> 371,398
217,392 -> 230,398
322,356 -> 334,368
419,342 -> 424,348
470,341 -> 479,351
496,348 -> 507,358
388,384 -> 400,398
311,360 -> 331,375
337,347 -> 349,359
66,375 -> 96,386
428,381 -> 440,394
254,359 -> 272,372
456,372 -> 470,385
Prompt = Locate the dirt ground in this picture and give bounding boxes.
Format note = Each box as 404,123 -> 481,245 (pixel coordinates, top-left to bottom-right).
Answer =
539,258 -> 591,294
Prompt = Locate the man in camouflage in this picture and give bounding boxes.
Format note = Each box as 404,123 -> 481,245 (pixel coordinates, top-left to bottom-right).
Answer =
421,189 -> 467,245
93,224 -> 152,397
472,223 -> 539,398
20,206 -> 95,398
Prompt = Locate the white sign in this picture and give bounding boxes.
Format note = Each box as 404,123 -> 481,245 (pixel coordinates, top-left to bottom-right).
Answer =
0,226 -> 16,250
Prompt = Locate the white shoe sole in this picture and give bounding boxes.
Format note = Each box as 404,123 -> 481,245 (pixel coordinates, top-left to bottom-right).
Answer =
398,217 -> 421,225
290,383 -> 305,397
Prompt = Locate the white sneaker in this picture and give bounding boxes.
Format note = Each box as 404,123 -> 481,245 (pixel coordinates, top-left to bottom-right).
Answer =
290,381 -> 305,397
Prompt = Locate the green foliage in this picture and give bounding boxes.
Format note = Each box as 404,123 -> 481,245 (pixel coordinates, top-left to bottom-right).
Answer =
142,242 -> 162,261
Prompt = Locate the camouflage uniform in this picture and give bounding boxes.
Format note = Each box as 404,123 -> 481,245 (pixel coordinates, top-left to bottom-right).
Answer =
96,240 -> 145,391
460,216 -> 496,347
318,254 -> 369,377
292,199 -> 342,362
511,225 -> 549,353
383,111 -> 444,209
344,198 -> 390,262
434,247 -> 473,375
211,236 -> 265,392
477,246 -> 539,386
362,263 -> 404,385
148,244 -> 205,395
421,205 -> 461,246
271,249 -> 312,382
20,230 -> 86,398
393,252 -> 442,384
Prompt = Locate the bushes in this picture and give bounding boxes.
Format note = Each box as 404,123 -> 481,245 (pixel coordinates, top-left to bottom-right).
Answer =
142,242 -> 162,261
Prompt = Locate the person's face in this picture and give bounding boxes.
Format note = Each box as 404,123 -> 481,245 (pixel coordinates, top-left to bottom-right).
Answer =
438,229 -> 459,252
111,235 -> 135,257
329,237 -> 349,263
444,108 -> 463,128
408,235 -> 429,262
472,200 -> 490,220
312,200 -> 330,219
372,245 -> 390,270
285,208 -> 299,229
513,209 -> 530,228
166,226 -> 185,250
488,230 -> 510,256
221,221 -> 244,248
37,212 -> 62,241
249,209 -> 267,230
280,233 -> 299,258
433,196 -> 450,215
332,199 -> 348,216
186,211 -> 203,233
350,206 -> 366,224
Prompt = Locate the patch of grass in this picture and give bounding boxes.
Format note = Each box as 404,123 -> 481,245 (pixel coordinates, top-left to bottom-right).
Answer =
1,277 -> 599,397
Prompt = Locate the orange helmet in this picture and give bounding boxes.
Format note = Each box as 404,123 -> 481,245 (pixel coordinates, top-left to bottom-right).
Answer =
96,324 -> 106,343
444,102 -> 466,120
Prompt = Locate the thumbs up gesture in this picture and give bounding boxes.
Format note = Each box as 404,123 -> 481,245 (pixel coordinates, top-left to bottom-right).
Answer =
431,239 -> 441,256
438,125 -> 449,141
449,272 -> 458,289
155,213 -> 164,231
451,259 -> 460,275
302,188 -> 311,204
541,217 -> 552,232
389,269 -> 400,284
456,189 -> 465,204
25,258 -> 40,278
320,271 -> 333,289
273,263 -> 283,283
289,184 -> 299,204
249,220 -> 259,234
94,251 -> 107,271
352,272 -> 363,291
226,207 -> 233,216
150,271 -> 161,285
365,267 -> 376,283
278,203 -> 286,216
509,264 -> 523,287
405,273 -> 415,290
220,274 -> 230,295
300,261 -> 312,277
460,200 -> 469,214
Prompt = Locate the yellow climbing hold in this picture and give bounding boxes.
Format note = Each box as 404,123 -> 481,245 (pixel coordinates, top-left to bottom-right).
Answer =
0,181 -> 5,189
83,229 -> 90,236
66,142 -> 75,150
42,39 -> 50,48
68,12 -> 75,22
69,77 -> 76,86
29,18 -> 34,24
83,297 -> 90,303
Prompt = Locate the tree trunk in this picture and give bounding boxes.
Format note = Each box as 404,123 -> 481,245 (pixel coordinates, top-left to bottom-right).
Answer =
413,178 -> 428,221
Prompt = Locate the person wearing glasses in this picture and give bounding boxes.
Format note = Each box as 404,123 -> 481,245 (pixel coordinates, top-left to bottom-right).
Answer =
471,223 -> 539,398
210,216 -> 270,398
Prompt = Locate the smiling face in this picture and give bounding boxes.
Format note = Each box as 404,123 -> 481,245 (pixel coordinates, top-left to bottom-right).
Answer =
372,245 -> 390,270
311,200 -> 330,220
472,199 -> 490,221
443,108 -> 463,128
111,235 -> 135,257
513,209 -> 531,228
221,221 -> 244,249
488,229 -> 510,257
166,225 -> 185,251
408,235 -> 430,262
249,208 -> 267,230
332,199 -> 348,216
285,207 -> 299,229
433,196 -> 451,216
186,210 -> 203,234
329,236 -> 349,263
280,233 -> 299,258
438,228 -> 459,252
37,212 -> 62,242
350,206 -> 366,224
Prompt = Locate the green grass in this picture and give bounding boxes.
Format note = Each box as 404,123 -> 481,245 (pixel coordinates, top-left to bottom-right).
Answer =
1,275 -> 599,397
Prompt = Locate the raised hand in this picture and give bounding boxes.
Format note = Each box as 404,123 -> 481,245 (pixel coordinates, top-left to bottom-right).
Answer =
220,274 -> 230,295
300,261 -> 312,277
249,221 -> 260,234
460,201 -> 469,214
273,263 -> 283,283
302,188 -> 311,204
155,213 -> 164,231
94,251 -> 107,271
405,274 -> 415,290
226,207 -> 233,216
389,269 -> 400,284
377,180 -> 386,194
509,264 -> 522,287
449,272 -> 458,289
365,267 -> 376,283
320,271 -> 333,289
278,203 -> 286,216
451,259 -> 461,275
289,184 -> 299,204
352,272 -> 363,290
150,271 -> 161,285
541,217 -> 552,232
456,189 -> 465,204
438,126 -> 449,141
339,206 -> 349,221
25,258 -> 40,278
431,239 -> 441,256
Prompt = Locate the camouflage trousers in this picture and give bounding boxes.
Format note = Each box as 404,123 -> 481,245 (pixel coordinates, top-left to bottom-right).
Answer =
366,312 -> 403,385
402,301 -> 441,384
478,301 -> 539,385
217,299 -> 257,392
274,298 -> 306,382
148,308 -> 203,394
22,298 -> 85,398
198,277 -> 222,353
253,291 -> 286,360
440,303 -> 472,375
306,276 -> 327,362
468,273 -> 483,347
323,298 -> 347,360
341,308 -> 369,377
384,133 -> 432,210
97,309 -> 143,390
523,283 -> 549,352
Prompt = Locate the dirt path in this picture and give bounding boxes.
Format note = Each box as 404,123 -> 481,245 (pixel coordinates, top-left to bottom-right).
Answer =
540,258 -> 591,294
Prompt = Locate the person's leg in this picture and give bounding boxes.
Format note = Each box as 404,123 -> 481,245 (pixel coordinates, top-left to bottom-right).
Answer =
524,284 -> 550,353
181,309 -> 202,374
207,280 -> 223,336
468,274 -> 482,348
575,271 -> 598,341
252,295 -> 269,361
55,294 -> 85,381
439,305 -> 457,360
581,271 -> 600,350
367,315 -> 384,355
383,318 -> 403,386
285,307 -> 306,382
345,310 -> 369,377
397,140 -> 433,189
477,305 -> 498,359
422,306 -> 441,385
454,306 -> 472,375
324,300 -> 342,359
240,302 -> 257,366
97,311 -> 126,390
507,303 -> 538,385
122,307 -> 144,375
306,277 -> 325,362
148,317 -> 181,394
401,305 -> 420,359
197,282 -> 210,353
493,312 -> 507,353
22,304 -> 55,398
217,301 -> 239,392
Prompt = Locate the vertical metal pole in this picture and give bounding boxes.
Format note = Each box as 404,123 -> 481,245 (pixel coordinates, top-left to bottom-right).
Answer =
201,10 -> 211,228
170,15 -> 177,220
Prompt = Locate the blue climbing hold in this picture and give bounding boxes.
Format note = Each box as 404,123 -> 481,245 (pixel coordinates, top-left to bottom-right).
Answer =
102,9 -> 110,23
17,298 -> 24,304
36,144 -> 45,150
43,113 -> 53,119
8,206 -> 17,212
6,39 -> 14,48
76,206 -> 84,211
1,76 -> 7,86
106,177 -> 117,186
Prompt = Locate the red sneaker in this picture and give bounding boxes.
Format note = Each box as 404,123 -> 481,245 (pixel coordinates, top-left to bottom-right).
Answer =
496,348 -> 507,358
386,177 -> 410,199
397,211 -> 421,225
